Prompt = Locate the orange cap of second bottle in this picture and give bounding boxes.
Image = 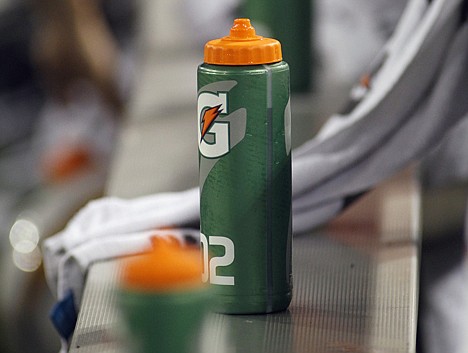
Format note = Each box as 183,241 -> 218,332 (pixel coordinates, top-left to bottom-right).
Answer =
120,237 -> 203,292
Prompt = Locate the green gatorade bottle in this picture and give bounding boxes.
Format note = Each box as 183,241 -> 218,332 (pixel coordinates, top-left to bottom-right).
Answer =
198,18 -> 292,314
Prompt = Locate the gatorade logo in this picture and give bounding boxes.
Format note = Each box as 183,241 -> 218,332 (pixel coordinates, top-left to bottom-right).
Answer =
200,104 -> 223,141
197,81 -> 246,159
198,92 -> 230,158
198,80 -> 247,192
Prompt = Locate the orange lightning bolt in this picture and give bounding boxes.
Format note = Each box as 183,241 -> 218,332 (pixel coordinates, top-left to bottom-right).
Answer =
200,104 -> 223,141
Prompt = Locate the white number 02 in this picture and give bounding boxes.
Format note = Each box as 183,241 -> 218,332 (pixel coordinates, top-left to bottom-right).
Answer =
200,233 -> 235,285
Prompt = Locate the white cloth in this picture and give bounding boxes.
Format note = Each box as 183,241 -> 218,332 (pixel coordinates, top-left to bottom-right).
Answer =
293,0 -> 468,231
43,0 -> 468,351
57,228 -> 199,307
42,188 -> 200,304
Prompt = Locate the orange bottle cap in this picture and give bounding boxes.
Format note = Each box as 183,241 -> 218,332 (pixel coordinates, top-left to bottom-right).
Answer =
120,237 -> 203,292
204,18 -> 282,66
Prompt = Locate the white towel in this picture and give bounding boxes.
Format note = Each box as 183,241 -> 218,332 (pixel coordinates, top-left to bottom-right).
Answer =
43,0 -> 468,350
56,228 -> 200,308
42,188 -> 200,300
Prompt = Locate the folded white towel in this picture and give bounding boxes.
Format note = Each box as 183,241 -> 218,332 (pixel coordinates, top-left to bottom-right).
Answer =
56,228 -> 200,307
42,188 -> 200,299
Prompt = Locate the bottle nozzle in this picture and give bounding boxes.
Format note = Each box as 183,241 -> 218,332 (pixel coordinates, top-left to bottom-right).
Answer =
229,18 -> 257,40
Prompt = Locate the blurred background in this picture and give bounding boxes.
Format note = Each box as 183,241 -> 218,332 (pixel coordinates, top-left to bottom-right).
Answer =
0,0 -> 409,352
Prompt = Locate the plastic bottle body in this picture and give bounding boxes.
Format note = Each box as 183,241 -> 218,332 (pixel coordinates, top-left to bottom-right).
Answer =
198,62 -> 292,314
